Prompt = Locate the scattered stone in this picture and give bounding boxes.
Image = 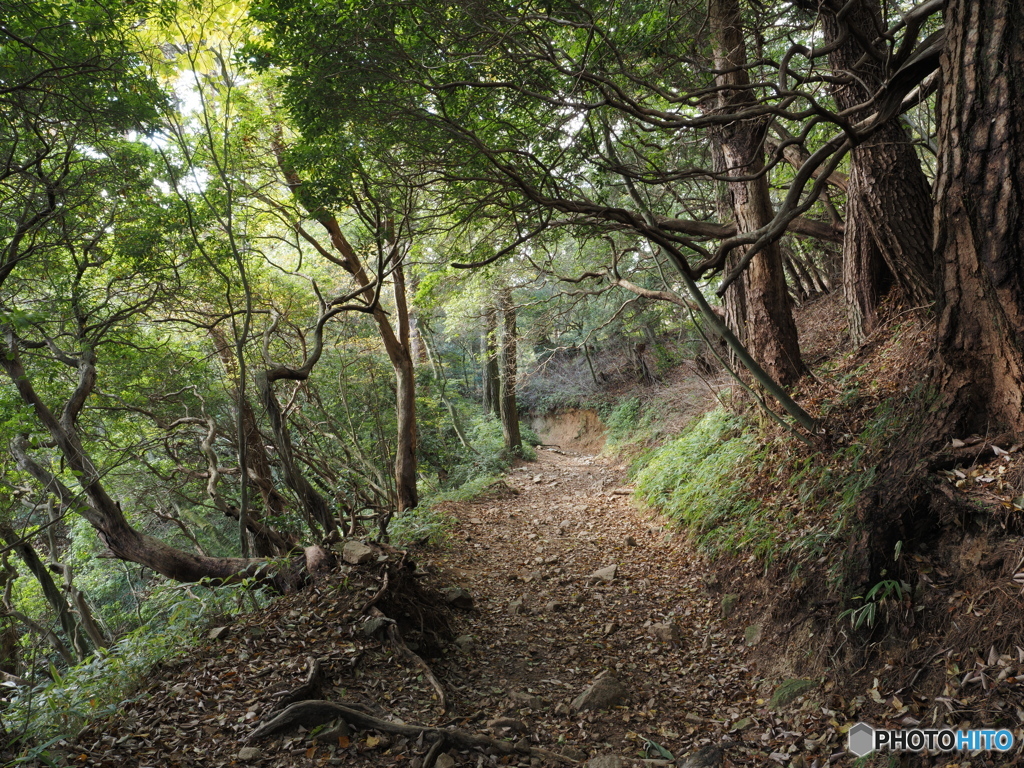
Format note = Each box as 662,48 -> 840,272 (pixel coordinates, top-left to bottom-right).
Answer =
207,626 -> 229,641
571,676 -> 627,712
744,624 -> 762,646
509,598 -> 526,616
651,622 -> 680,644
527,533 -> 539,541
237,747 -> 262,761
436,754 -> 456,768
544,600 -> 564,613
625,535 -> 637,546
543,555 -> 560,565
561,747 -> 588,761
585,756 -> 625,768
454,635 -> 475,651
342,540 -> 376,565
469,517 -> 484,525
769,678 -> 820,709
509,691 -> 544,710
679,745 -> 724,768
443,587 -> 474,610
720,593 -> 740,618
532,475 -> 542,483
487,717 -> 529,733
603,622 -> 618,636
523,570 -> 545,583
587,565 -> 618,583
554,702 -> 572,715
362,616 -> 391,636
559,520 -> 572,531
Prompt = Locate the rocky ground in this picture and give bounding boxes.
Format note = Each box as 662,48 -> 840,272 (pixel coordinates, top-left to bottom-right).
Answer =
53,445 -> 864,768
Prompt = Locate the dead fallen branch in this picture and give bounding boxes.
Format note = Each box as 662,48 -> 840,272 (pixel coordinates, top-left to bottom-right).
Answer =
245,699 -> 576,763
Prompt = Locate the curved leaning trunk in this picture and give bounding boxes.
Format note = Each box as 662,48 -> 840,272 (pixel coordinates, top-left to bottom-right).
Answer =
0,332 -> 302,590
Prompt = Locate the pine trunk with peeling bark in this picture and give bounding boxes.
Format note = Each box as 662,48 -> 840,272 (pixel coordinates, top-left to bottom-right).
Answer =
710,0 -> 806,386
934,0 -> 1024,436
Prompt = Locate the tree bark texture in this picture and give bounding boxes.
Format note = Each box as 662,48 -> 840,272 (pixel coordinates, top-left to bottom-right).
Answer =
810,0 -> 935,342
498,288 -> 522,455
710,0 -> 806,386
934,0 -> 1024,435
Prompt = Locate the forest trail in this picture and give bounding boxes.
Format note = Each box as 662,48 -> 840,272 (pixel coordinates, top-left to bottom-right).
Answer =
62,447 -> 850,768
424,447 -> 845,767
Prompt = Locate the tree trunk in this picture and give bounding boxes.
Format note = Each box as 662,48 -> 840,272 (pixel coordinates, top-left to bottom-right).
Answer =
0,523 -> 90,661
0,334 -> 294,588
389,260 -> 419,515
255,372 -> 337,538
934,0 -> 1024,436
841,176 -> 893,344
498,288 -> 522,455
482,306 -> 500,416
210,327 -> 295,556
806,0 -> 936,343
710,0 -> 806,386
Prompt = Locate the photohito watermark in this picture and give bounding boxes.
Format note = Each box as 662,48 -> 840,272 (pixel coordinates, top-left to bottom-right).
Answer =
847,722 -> 1015,757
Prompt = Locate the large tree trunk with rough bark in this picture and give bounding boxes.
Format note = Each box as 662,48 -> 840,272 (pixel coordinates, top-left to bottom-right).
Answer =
934,0 -> 1024,436
710,0 -> 806,386
806,0 -> 935,344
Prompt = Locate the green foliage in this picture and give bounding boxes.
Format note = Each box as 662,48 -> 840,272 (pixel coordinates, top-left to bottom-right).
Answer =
5,580 -> 270,746
603,398 -> 645,445
387,504 -> 455,546
634,408 -> 770,557
839,579 -> 909,630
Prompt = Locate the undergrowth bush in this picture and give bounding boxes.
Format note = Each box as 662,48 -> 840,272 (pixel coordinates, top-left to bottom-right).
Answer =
633,408 -> 772,557
4,580 -> 271,756
602,397 -> 643,444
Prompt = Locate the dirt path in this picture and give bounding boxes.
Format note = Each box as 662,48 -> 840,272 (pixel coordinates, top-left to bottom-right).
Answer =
58,447 -> 850,768
425,447 -> 842,767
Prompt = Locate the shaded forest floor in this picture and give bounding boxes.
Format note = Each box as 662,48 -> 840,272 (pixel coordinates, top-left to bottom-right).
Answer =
54,447 -> 851,768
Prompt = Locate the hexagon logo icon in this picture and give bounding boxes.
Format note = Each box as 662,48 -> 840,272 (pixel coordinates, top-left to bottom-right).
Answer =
848,722 -> 875,757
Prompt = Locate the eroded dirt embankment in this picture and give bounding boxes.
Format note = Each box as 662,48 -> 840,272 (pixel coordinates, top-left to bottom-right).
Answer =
530,409 -> 607,454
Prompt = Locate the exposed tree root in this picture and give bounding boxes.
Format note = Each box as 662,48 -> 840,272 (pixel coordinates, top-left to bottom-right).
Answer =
270,656 -> 323,714
423,734 -> 448,768
370,606 -> 447,712
245,699 -> 576,764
